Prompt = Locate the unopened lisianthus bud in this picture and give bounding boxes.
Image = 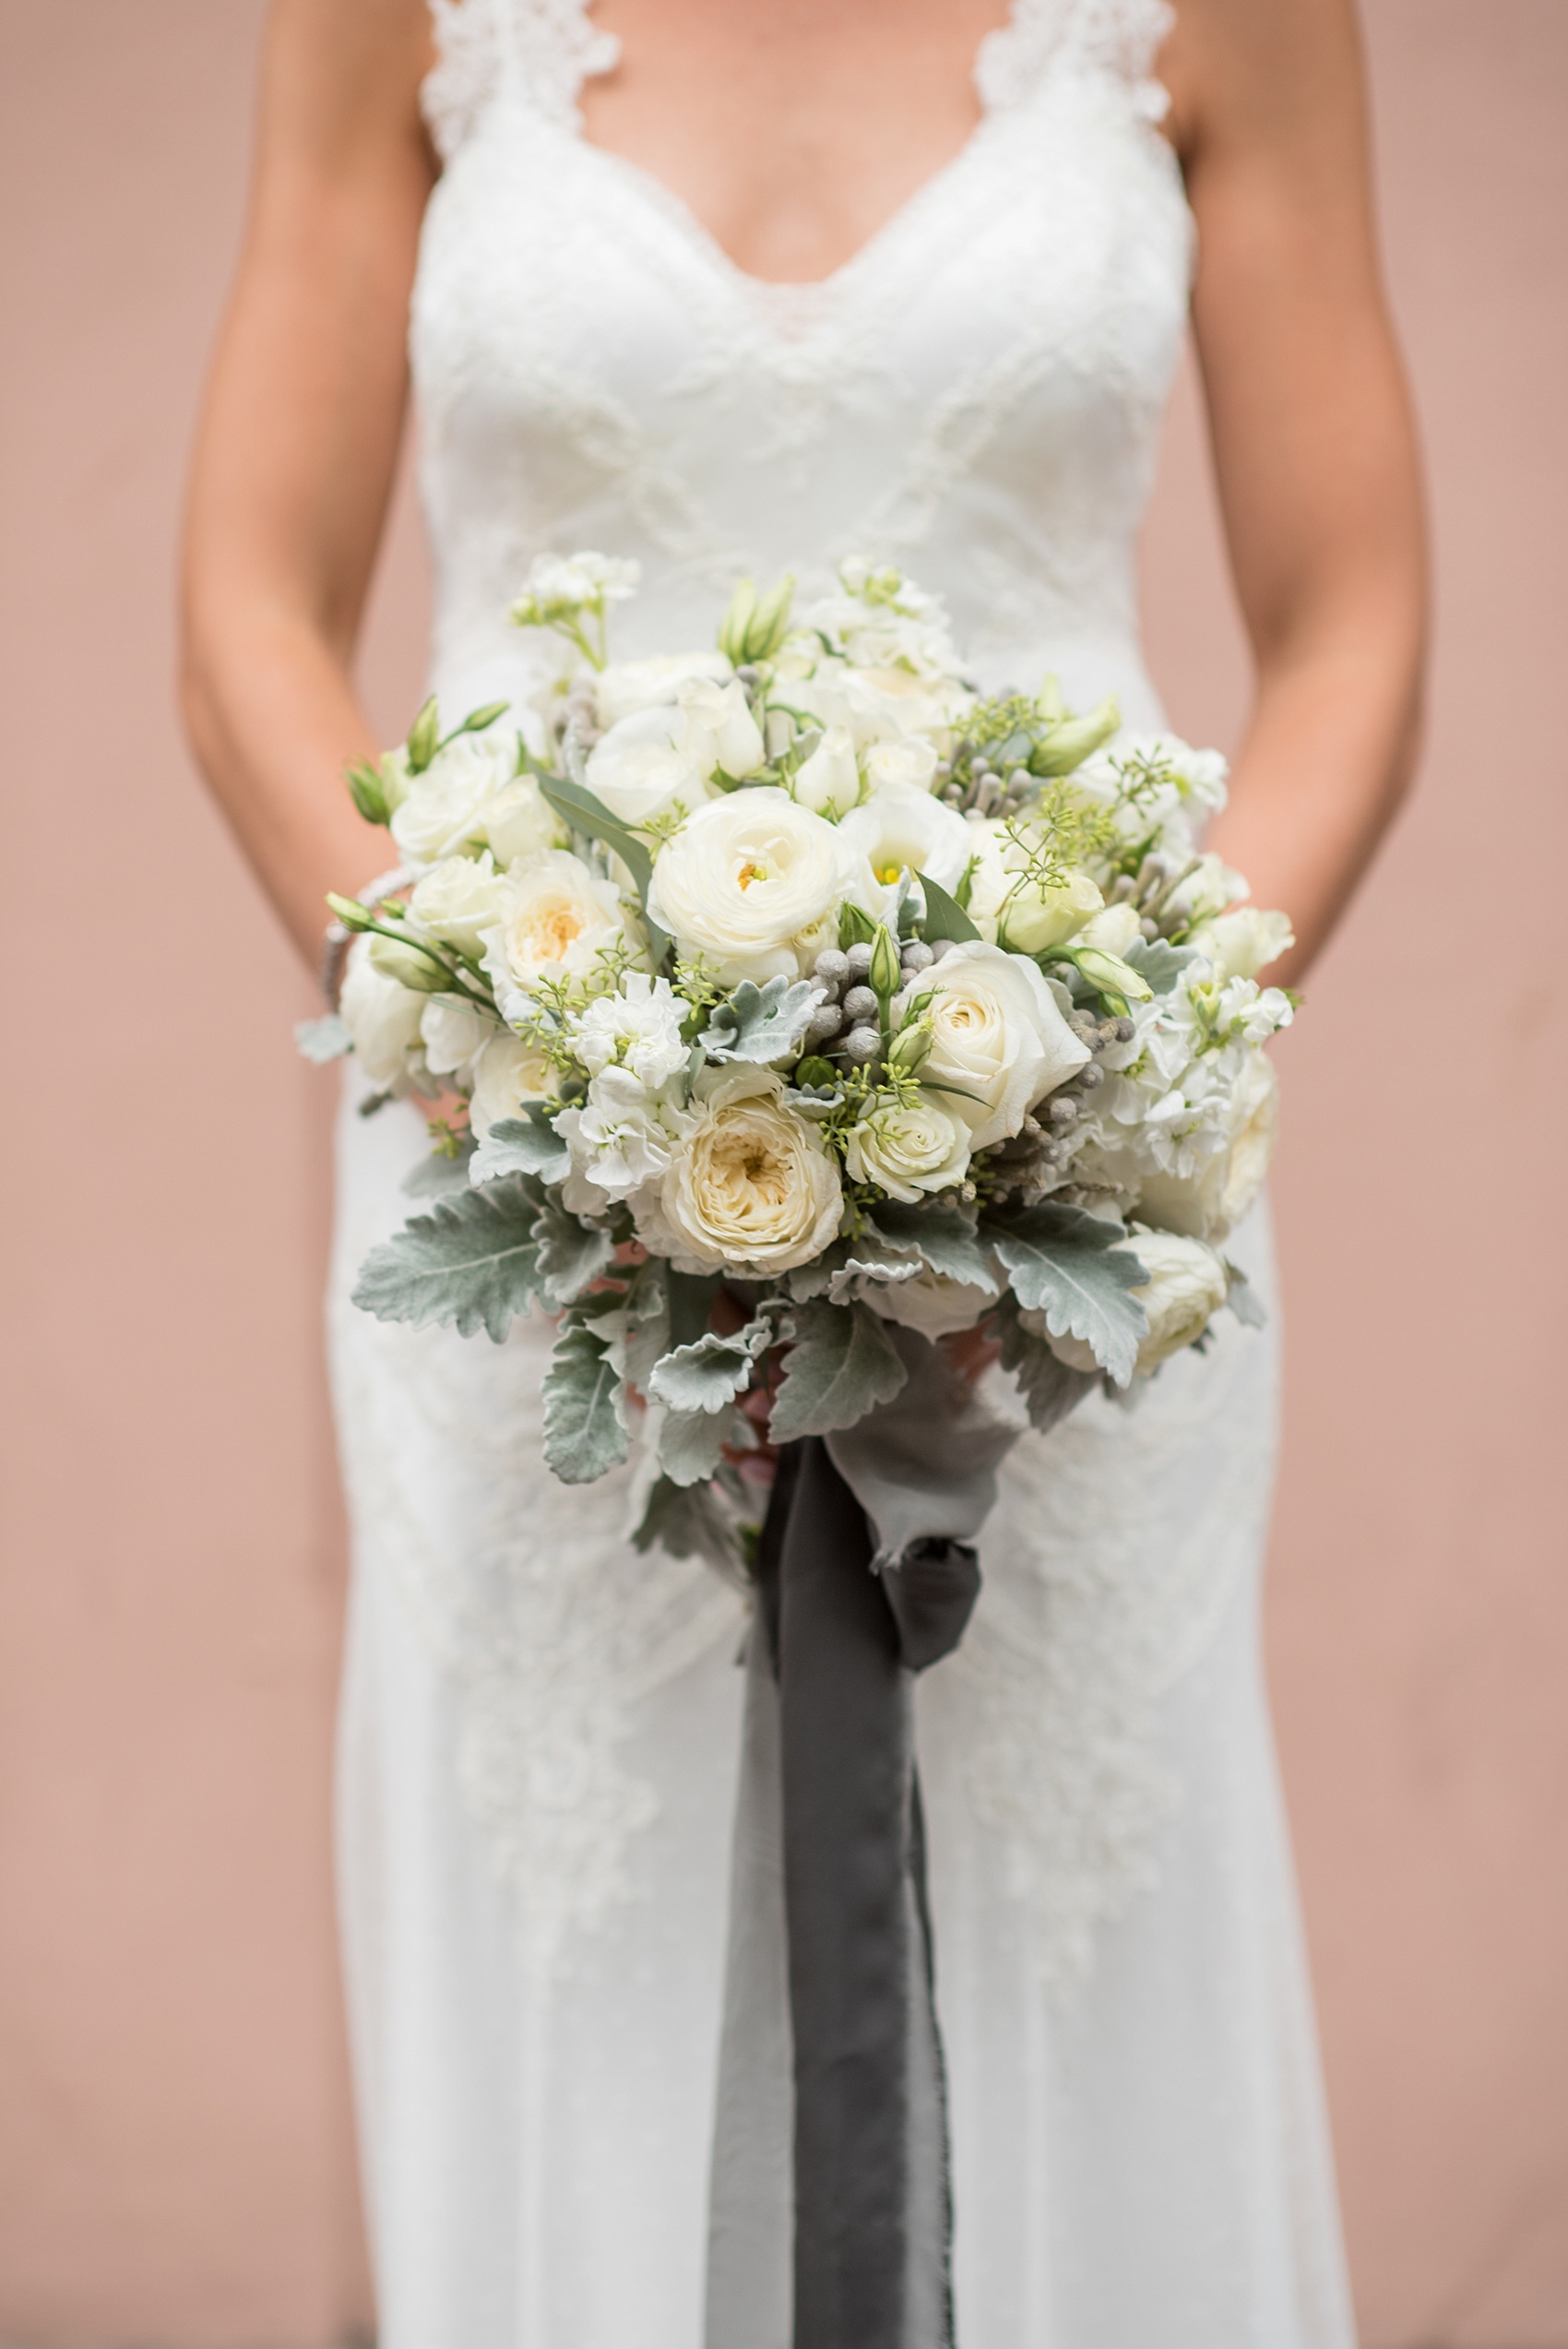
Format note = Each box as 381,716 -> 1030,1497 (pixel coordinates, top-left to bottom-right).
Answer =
367,935 -> 448,993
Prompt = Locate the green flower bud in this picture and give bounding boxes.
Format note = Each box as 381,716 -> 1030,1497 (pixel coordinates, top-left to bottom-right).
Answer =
746,573 -> 796,662
1031,692 -> 1121,776
367,934 -> 449,993
793,1055 -> 837,1091
406,696 -> 441,774
838,900 -> 880,951
326,892 -> 374,930
461,699 -> 511,735
887,1020 -> 932,1074
869,924 -> 902,1000
718,578 -> 758,666
1067,945 -> 1153,1005
344,759 -> 390,827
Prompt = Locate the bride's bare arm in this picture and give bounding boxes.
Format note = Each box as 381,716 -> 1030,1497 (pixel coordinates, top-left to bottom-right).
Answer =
181,0 -> 435,969
1161,0 -> 1427,987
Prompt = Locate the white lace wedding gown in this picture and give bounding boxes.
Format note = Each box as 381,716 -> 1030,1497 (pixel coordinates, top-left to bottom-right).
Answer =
327,2 -> 1358,2341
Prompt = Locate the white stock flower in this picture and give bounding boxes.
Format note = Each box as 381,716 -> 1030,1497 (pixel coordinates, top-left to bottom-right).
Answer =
1188,906 -> 1294,983
791,726 -> 861,819
842,1091 -> 971,1201
643,1066 -> 843,1275
388,731 -> 515,864
856,1263 -> 998,1339
481,776 -> 566,867
837,785 -> 972,893
470,1032 -> 553,1137
862,737 -> 938,795
511,551 -> 639,623
409,853 -> 509,955
420,996 -> 497,1083
647,787 -> 882,984
569,973 -> 689,1088
913,942 -> 1090,1150
1167,853 -> 1248,929
557,1065 -> 676,1199
966,826 -> 1104,954
1134,1050 -> 1278,1242
595,650 -> 732,730
339,936 -> 425,1090
481,851 -> 627,1001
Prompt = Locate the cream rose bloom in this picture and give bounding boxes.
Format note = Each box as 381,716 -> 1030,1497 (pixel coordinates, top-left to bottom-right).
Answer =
409,853 -> 509,956
644,1066 -> 843,1275
862,736 -> 938,794
647,787 -> 882,984
837,784 -> 972,893
913,942 -> 1090,1151
481,850 -> 627,1000
842,1091 -> 971,1202
388,731 -> 515,864
469,1032 -> 553,1138
339,936 -> 425,1090
1134,1051 -> 1278,1241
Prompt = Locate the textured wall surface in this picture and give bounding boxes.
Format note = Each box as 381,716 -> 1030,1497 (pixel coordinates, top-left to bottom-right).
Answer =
0,3 -> 1563,2343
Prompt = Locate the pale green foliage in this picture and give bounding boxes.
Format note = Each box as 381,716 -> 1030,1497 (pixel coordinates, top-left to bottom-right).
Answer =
980,1203 -> 1149,1388
542,1322 -> 628,1482
351,1174 -> 543,1342
768,1300 -> 909,1444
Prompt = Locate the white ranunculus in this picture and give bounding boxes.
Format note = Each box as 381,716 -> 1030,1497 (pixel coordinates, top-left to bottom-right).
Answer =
791,725 -> 861,819
644,1065 -> 843,1275
420,996 -> 498,1082
965,826 -> 1104,953
556,1065 -> 676,1199
856,1263 -> 998,1339
481,850 -> 627,1000
482,776 -> 566,867
862,736 -> 938,795
842,1091 -> 972,1202
339,936 -> 425,1090
388,731 -> 515,864
586,704 -> 714,827
913,942 -> 1091,1151
569,972 -> 689,1089
837,784 -> 973,894
409,853 -> 509,956
647,787 -> 883,984
1188,906 -> 1294,983
469,1032 -> 553,1137
595,650 -> 733,730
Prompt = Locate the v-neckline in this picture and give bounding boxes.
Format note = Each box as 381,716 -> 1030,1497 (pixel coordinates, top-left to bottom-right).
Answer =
565,0 -> 1027,302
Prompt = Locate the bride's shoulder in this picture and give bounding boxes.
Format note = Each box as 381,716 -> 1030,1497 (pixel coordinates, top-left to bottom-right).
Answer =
259,0 -> 435,153
1156,0 -> 1372,166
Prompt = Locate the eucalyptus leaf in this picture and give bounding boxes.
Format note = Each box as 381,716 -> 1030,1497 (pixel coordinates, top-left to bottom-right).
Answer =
699,976 -> 821,1064
536,773 -> 672,961
768,1299 -> 909,1444
535,1198 -> 616,1305
470,1114 -> 571,1187
542,1321 -> 628,1483
295,1014 -> 352,1064
351,1174 -> 542,1342
647,1319 -> 769,1415
918,874 -> 981,945
994,1293 -> 1098,1435
982,1202 -> 1149,1387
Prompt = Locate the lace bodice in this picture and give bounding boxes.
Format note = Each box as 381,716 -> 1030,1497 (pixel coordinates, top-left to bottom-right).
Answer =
412,0 -> 1190,724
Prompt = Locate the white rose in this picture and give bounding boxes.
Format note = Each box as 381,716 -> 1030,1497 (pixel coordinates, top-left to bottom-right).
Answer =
645,1065 -> 843,1275
913,942 -> 1090,1151
791,725 -> 861,819
557,1065 -> 676,1199
842,1091 -> 971,1202
569,972 -> 689,1088
409,853 -> 509,955
339,936 -> 425,1090
388,731 -> 515,864
586,705 -> 714,827
421,996 -> 497,1082
837,784 -> 972,893
595,650 -> 733,729
481,850 -> 628,999
1188,906 -> 1294,983
966,827 -> 1104,953
470,1032 -> 553,1137
862,737 -> 938,794
856,1264 -> 998,1339
647,787 -> 882,984
481,776 -> 566,867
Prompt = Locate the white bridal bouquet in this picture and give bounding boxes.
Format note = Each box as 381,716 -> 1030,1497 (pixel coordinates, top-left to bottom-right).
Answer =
304,554 -> 1294,1563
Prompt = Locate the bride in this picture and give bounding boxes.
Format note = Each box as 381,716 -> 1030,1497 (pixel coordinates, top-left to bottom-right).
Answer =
181,0 -> 1424,2341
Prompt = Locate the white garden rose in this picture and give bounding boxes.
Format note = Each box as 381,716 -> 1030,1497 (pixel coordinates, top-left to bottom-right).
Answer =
339,936 -> 425,1090
1188,906 -> 1294,983
646,787 -> 883,984
855,1263 -> 998,1339
586,704 -> 714,827
481,850 -> 627,1000
481,776 -> 566,867
595,650 -> 732,729
966,826 -> 1104,954
388,731 -> 515,864
409,853 -> 509,955
677,677 -> 766,781
790,662 -> 965,750
791,725 -> 861,819
644,1065 -> 843,1275
420,996 -> 498,1082
842,1091 -> 971,1202
862,736 -> 938,795
569,972 -> 689,1088
469,1032 -> 553,1137
912,942 -> 1090,1151
838,784 -> 972,893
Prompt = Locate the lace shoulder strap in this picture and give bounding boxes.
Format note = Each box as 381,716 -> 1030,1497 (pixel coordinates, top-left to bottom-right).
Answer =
976,0 -> 1174,116
423,0 -> 620,159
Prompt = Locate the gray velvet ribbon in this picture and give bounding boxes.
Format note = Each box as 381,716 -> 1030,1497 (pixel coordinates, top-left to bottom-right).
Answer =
706,1332 -> 1023,2349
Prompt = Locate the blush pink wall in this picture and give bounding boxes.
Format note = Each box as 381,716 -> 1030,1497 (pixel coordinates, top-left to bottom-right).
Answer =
0,3 -> 1563,2343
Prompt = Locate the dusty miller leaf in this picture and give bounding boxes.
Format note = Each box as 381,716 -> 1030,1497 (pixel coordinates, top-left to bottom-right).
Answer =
401,1142 -> 475,1199
542,1321 -> 627,1482
295,1014 -> 352,1064
470,1115 -> 570,1187
1223,1260 -> 1268,1329
768,1299 -> 909,1444
993,1293 -> 1098,1435
535,1198 -> 616,1306
351,1174 -> 542,1342
863,1202 -> 997,1293
982,1202 -> 1148,1388
629,1472 -> 742,1575
1123,937 -> 1198,996
699,977 -> 821,1065
647,1318 -> 770,1415
655,1402 -> 744,1486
